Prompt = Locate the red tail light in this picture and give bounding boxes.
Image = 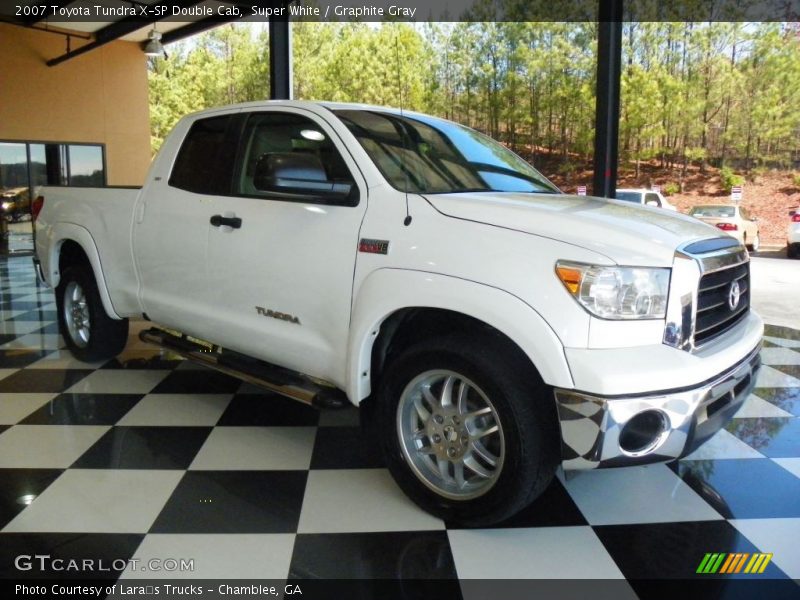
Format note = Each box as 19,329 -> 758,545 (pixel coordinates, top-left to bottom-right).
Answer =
31,196 -> 44,221
716,222 -> 738,231
792,213 -> 800,222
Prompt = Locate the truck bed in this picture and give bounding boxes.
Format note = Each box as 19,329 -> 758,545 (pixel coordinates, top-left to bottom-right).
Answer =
35,185 -> 143,317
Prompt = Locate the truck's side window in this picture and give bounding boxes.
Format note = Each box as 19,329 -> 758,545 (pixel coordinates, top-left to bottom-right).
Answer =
170,115 -> 234,194
234,112 -> 357,205
645,193 -> 662,207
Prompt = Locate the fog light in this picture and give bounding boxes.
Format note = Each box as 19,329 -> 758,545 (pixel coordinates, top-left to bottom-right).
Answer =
619,410 -> 669,456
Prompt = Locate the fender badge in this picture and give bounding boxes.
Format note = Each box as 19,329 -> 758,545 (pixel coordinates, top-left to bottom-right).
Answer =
359,238 -> 390,255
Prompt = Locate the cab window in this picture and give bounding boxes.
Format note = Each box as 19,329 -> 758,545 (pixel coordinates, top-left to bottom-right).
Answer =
645,193 -> 662,207
234,112 -> 357,206
169,115 -> 235,194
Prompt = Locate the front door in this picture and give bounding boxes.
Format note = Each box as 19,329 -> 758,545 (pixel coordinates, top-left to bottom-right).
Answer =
200,108 -> 368,384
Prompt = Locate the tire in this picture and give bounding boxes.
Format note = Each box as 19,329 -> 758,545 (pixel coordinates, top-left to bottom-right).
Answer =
747,233 -> 759,252
788,244 -> 800,259
56,265 -> 129,362
377,334 -> 559,526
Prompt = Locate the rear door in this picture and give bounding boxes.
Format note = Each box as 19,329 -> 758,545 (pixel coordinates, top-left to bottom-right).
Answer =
200,108 -> 368,384
133,110 -> 241,338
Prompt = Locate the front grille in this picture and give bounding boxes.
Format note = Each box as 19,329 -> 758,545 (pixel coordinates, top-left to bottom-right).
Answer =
694,262 -> 749,345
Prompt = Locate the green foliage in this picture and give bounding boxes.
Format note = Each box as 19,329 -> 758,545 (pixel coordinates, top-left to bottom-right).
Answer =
684,147 -> 707,164
792,173 -> 800,188
147,21 -> 800,171
663,182 -> 680,196
720,166 -> 745,194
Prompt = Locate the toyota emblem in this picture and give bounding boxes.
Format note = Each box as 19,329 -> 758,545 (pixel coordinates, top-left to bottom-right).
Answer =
728,280 -> 741,311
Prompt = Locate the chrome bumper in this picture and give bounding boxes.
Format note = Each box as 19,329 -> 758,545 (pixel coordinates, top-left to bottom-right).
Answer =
555,343 -> 761,470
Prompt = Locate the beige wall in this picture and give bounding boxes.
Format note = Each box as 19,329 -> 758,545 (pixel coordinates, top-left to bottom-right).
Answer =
0,23 -> 151,186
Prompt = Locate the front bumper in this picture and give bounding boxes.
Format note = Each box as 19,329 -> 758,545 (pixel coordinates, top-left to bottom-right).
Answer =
555,342 -> 761,470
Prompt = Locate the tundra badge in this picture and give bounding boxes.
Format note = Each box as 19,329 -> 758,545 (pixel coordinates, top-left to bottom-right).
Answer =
255,306 -> 301,325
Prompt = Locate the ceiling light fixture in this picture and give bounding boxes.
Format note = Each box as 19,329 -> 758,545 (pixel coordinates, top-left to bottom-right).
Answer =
143,28 -> 165,58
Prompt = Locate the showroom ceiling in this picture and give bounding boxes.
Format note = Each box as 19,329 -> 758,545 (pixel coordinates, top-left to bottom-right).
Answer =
3,0 -> 256,65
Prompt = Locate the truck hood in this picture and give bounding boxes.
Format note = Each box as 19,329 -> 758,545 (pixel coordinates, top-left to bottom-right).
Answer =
424,192 -> 722,266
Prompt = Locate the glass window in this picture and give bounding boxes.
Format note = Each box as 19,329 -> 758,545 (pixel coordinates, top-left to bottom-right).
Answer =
68,145 -> 104,186
235,112 -> 356,204
645,193 -> 662,207
690,206 -> 736,218
170,115 -> 234,194
615,191 -> 641,203
0,143 -> 29,193
334,110 -> 558,195
0,143 -> 30,220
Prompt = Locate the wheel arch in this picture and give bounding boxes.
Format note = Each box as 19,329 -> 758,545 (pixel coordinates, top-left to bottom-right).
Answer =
347,269 -> 573,405
44,224 -> 121,320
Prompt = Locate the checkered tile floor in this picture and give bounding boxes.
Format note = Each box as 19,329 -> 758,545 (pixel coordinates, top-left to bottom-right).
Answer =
0,256 -> 799,594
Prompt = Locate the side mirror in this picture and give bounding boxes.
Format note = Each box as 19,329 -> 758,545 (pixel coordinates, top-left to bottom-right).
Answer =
751,216 -> 759,222
253,152 -> 355,203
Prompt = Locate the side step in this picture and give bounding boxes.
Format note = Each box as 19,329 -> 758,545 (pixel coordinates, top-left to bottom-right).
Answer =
139,327 -> 349,409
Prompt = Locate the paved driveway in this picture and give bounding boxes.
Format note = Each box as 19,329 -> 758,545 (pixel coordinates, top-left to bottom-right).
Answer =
750,249 -> 800,330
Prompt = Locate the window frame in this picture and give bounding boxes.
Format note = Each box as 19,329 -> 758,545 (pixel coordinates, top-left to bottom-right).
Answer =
228,110 -> 361,208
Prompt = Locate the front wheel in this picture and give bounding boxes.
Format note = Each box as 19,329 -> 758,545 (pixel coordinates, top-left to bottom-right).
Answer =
377,335 -> 558,526
56,265 -> 129,362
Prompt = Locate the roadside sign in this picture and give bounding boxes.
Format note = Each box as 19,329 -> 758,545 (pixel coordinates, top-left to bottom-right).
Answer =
731,186 -> 743,202
652,185 -> 660,193
577,185 -> 587,196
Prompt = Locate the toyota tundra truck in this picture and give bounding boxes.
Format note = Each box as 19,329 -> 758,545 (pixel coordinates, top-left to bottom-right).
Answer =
32,101 -> 763,525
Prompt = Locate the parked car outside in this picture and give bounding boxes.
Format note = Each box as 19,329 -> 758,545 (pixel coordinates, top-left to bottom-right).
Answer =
614,188 -> 677,211
0,186 -> 31,222
689,204 -> 760,251
787,207 -> 800,258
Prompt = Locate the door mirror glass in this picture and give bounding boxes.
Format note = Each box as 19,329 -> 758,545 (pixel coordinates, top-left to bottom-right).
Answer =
253,152 -> 352,200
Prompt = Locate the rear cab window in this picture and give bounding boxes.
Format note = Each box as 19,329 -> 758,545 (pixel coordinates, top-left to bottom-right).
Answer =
169,114 -> 237,194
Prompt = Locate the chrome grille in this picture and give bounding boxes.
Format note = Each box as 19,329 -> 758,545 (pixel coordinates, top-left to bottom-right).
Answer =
694,258 -> 750,346
664,238 -> 750,352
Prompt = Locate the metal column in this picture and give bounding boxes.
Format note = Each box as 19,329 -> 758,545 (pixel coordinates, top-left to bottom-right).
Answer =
269,16 -> 292,100
592,0 -> 623,198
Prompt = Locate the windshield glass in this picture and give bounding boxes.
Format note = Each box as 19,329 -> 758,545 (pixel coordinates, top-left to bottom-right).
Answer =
615,191 -> 642,203
690,206 -> 736,218
334,109 -> 559,194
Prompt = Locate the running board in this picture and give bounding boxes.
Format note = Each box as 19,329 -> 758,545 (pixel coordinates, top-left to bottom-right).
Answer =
139,327 -> 349,409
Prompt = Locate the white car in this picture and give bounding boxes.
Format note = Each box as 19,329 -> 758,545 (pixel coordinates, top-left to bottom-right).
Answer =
32,101 -> 762,526
615,188 -> 678,211
788,208 -> 800,258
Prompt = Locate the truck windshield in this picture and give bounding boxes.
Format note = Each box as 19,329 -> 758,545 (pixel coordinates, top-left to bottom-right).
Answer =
334,110 -> 559,195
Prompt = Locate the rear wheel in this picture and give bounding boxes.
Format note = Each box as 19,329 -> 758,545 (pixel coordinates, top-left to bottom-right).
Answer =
788,243 -> 800,259
377,334 -> 558,526
56,265 -> 128,362
747,233 -> 760,252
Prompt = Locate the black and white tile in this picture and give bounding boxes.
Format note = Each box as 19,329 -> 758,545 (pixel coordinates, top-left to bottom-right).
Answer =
0,256 -> 798,594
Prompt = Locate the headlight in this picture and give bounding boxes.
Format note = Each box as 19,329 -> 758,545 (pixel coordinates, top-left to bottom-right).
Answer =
555,261 -> 670,320
1,202 -> 12,210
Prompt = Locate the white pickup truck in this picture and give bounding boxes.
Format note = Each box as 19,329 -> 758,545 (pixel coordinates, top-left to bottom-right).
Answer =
33,101 -> 762,525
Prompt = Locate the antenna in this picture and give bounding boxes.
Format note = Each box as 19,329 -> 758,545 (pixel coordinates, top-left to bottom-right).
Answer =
395,34 -> 412,226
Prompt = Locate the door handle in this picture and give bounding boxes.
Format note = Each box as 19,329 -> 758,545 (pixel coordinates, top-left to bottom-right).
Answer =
210,215 -> 242,229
